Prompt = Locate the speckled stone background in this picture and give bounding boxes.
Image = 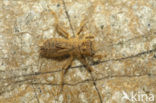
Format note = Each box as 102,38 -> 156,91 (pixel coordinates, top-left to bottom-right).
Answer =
0,0 -> 156,103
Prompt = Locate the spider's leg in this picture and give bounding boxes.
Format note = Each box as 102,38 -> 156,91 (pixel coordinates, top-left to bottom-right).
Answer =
56,24 -> 70,39
49,8 -> 70,39
61,56 -> 73,92
76,18 -> 87,36
78,56 -> 93,72
79,56 -> 103,103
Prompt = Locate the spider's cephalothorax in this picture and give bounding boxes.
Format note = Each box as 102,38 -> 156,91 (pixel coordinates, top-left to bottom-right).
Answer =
79,38 -> 95,56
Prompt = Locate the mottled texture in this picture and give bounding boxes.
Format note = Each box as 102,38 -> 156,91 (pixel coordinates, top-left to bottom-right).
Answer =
0,0 -> 156,103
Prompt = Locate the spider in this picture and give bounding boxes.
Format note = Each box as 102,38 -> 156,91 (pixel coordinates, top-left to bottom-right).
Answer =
39,9 -> 102,92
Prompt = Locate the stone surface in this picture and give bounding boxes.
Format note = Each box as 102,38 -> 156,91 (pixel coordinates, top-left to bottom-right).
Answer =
0,0 -> 156,103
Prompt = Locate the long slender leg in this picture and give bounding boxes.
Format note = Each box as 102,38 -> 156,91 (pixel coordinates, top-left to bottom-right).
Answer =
78,56 -> 93,72
56,24 -> 70,39
64,56 -> 73,74
78,56 -> 103,103
61,56 -> 73,92
49,7 -> 70,39
61,0 -> 75,36
76,18 -> 87,36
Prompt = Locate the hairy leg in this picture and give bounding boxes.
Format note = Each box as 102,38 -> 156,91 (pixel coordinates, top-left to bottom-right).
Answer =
61,56 -> 73,92
78,56 -> 93,72
49,8 -> 70,39
79,56 -> 103,103
56,24 -> 70,39
76,18 -> 87,36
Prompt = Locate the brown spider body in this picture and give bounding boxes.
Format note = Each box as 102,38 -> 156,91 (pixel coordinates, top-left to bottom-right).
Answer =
39,10 -> 101,92
40,37 -> 95,59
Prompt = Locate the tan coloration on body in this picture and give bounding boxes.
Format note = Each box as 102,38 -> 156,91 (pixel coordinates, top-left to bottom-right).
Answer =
40,37 -> 95,59
39,12 -> 101,92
